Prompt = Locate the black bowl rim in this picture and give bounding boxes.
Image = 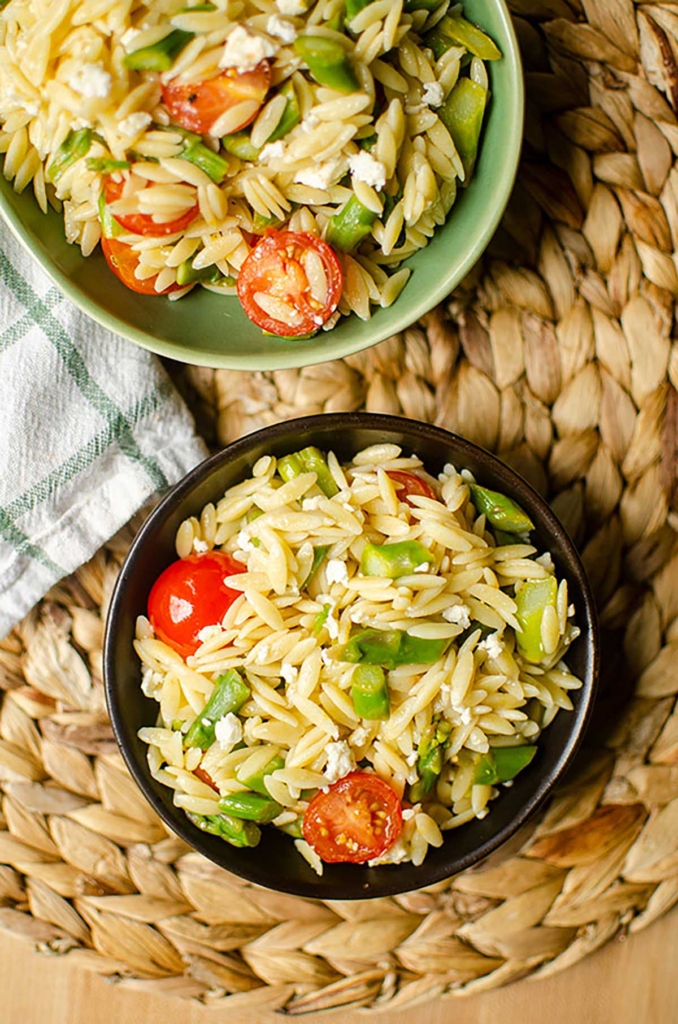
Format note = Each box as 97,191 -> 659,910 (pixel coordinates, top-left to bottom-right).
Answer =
104,412 -> 599,898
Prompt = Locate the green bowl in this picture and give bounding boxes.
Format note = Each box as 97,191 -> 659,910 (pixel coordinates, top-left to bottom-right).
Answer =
0,0 -> 523,370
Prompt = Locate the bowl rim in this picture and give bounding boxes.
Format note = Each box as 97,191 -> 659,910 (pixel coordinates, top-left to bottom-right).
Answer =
0,0 -> 524,371
104,412 -> 599,899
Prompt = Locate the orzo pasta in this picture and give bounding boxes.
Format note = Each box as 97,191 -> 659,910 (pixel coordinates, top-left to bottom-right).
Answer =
134,443 -> 582,871
0,0 -> 500,336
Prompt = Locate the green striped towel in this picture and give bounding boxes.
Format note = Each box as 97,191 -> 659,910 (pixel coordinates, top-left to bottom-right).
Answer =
0,221 -> 208,639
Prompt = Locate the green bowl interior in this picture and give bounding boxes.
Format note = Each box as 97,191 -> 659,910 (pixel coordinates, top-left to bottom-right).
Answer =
0,0 -> 523,369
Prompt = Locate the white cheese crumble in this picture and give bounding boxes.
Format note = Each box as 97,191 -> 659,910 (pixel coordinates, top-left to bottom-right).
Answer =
192,537 -> 209,554
141,668 -> 164,699
259,139 -> 286,164
301,495 -> 324,510
454,704 -> 473,725
293,159 -> 344,190
236,528 -> 255,552
478,632 -> 503,660
214,712 -> 243,750
220,26 -> 277,71
118,111 -> 152,138
196,624 -> 224,643
120,27 -> 141,49
266,14 -> 297,43
67,63 -> 112,99
322,740 -> 356,785
422,81 -> 444,107
277,0 -> 306,14
368,836 -> 410,866
413,562 -> 430,573
325,558 -> 349,586
351,726 -> 371,746
280,663 -> 298,683
442,603 -> 471,628
347,150 -> 387,190
324,606 -> 339,640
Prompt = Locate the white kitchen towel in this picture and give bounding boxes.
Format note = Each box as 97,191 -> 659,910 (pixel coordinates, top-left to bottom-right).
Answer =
0,220 -> 209,638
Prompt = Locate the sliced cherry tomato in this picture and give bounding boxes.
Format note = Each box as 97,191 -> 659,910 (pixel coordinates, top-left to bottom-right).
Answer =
237,231 -> 343,337
302,772 -> 403,864
161,62 -> 271,135
101,236 -> 184,295
147,551 -> 244,658
194,766 -> 220,792
387,471 -> 438,505
104,176 -> 199,236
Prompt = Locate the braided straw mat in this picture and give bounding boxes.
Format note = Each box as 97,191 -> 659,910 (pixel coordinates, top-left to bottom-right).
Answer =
2,0 -> 678,1013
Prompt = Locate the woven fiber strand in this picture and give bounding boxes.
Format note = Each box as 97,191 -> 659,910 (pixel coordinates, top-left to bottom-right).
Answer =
1,0 -> 678,1013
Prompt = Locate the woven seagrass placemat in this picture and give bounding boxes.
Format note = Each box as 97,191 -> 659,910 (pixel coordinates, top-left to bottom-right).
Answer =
1,0 -> 678,1013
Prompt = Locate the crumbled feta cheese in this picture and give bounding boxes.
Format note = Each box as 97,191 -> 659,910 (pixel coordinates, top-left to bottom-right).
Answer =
121,27 -> 141,49
192,537 -> 209,553
351,726 -> 370,746
301,112 -> 319,130
454,705 -> 473,725
413,562 -> 430,573
323,741 -> 356,785
67,63 -> 112,99
368,836 -> 410,866
277,0 -> 306,14
478,632 -> 503,660
293,159 -> 344,190
422,81 -> 444,107
301,495 -> 324,510
259,139 -> 286,164
220,26 -> 277,71
141,668 -> 163,699
118,111 -> 152,138
536,552 -> 555,572
405,751 -> 418,767
281,663 -> 298,683
326,558 -> 349,586
254,644 -> 271,663
196,624 -> 224,643
347,150 -> 387,190
442,603 -> 471,628
266,14 -> 297,43
321,649 -> 333,667
236,528 -> 255,552
324,607 -> 339,640
214,712 -> 243,750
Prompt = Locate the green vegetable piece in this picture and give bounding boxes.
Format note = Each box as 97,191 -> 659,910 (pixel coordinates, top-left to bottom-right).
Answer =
184,670 -> 250,750
346,0 -> 374,19
98,189 -> 122,239
267,79 -> 302,142
236,754 -> 285,796
326,195 -> 377,252
222,131 -> 260,161
469,483 -> 534,534
404,0 -> 441,10
48,129 -> 92,183
473,745 -> 537,786
186,811 -> 261,847
325,7 -> 345,31
351,664 -> 390,720
86,158 -> 131,173
313,603 -> 332,635
181,140 -> 229,183
176,259 -> 222,286
277,446 -> 339,497
410,719 -> 451,802
338,629 -> 448,669
359,132 -> 377,152
493,528 -> 518,547
177,2 -> 216,10
123,29 -> 194,71
218,791 -> 283,823
294,35 -> 359,94
360,540 -> 434,579
515,577 -> 559,664
426,14 -> 502,61
438,77 -> 487,180
253,210 -> 283,232
302,545 -> 330,588
279,817 -> 304,839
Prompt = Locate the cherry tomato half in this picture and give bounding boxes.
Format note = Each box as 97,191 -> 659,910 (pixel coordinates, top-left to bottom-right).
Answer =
162,62 -> 271,135
104,176 -> 199,237
237,231 -> 343,337
101,236 -> 184,295
387,471 -> 438,505
147,551 -> 244,658
303,772 -> 403,863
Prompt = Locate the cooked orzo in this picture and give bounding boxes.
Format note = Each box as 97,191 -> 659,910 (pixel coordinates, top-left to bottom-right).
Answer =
0,0 -> 500,336
134,443 -> 582,871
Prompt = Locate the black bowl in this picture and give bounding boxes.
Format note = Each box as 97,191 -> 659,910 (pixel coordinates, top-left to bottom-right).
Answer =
104,413 -> 599,899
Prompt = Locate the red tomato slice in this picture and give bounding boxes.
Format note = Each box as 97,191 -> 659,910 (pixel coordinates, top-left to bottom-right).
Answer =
162,62 -> 271,135
387,471 -> 438,505
237,231 -> 343,337
104,176 -> 199,236
303,772 -> 403,864
101,236 -> 183,295
147,551 -> 244,658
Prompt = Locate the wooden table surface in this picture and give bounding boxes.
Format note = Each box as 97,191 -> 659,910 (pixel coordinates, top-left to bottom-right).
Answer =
1,905 -> 676,1023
